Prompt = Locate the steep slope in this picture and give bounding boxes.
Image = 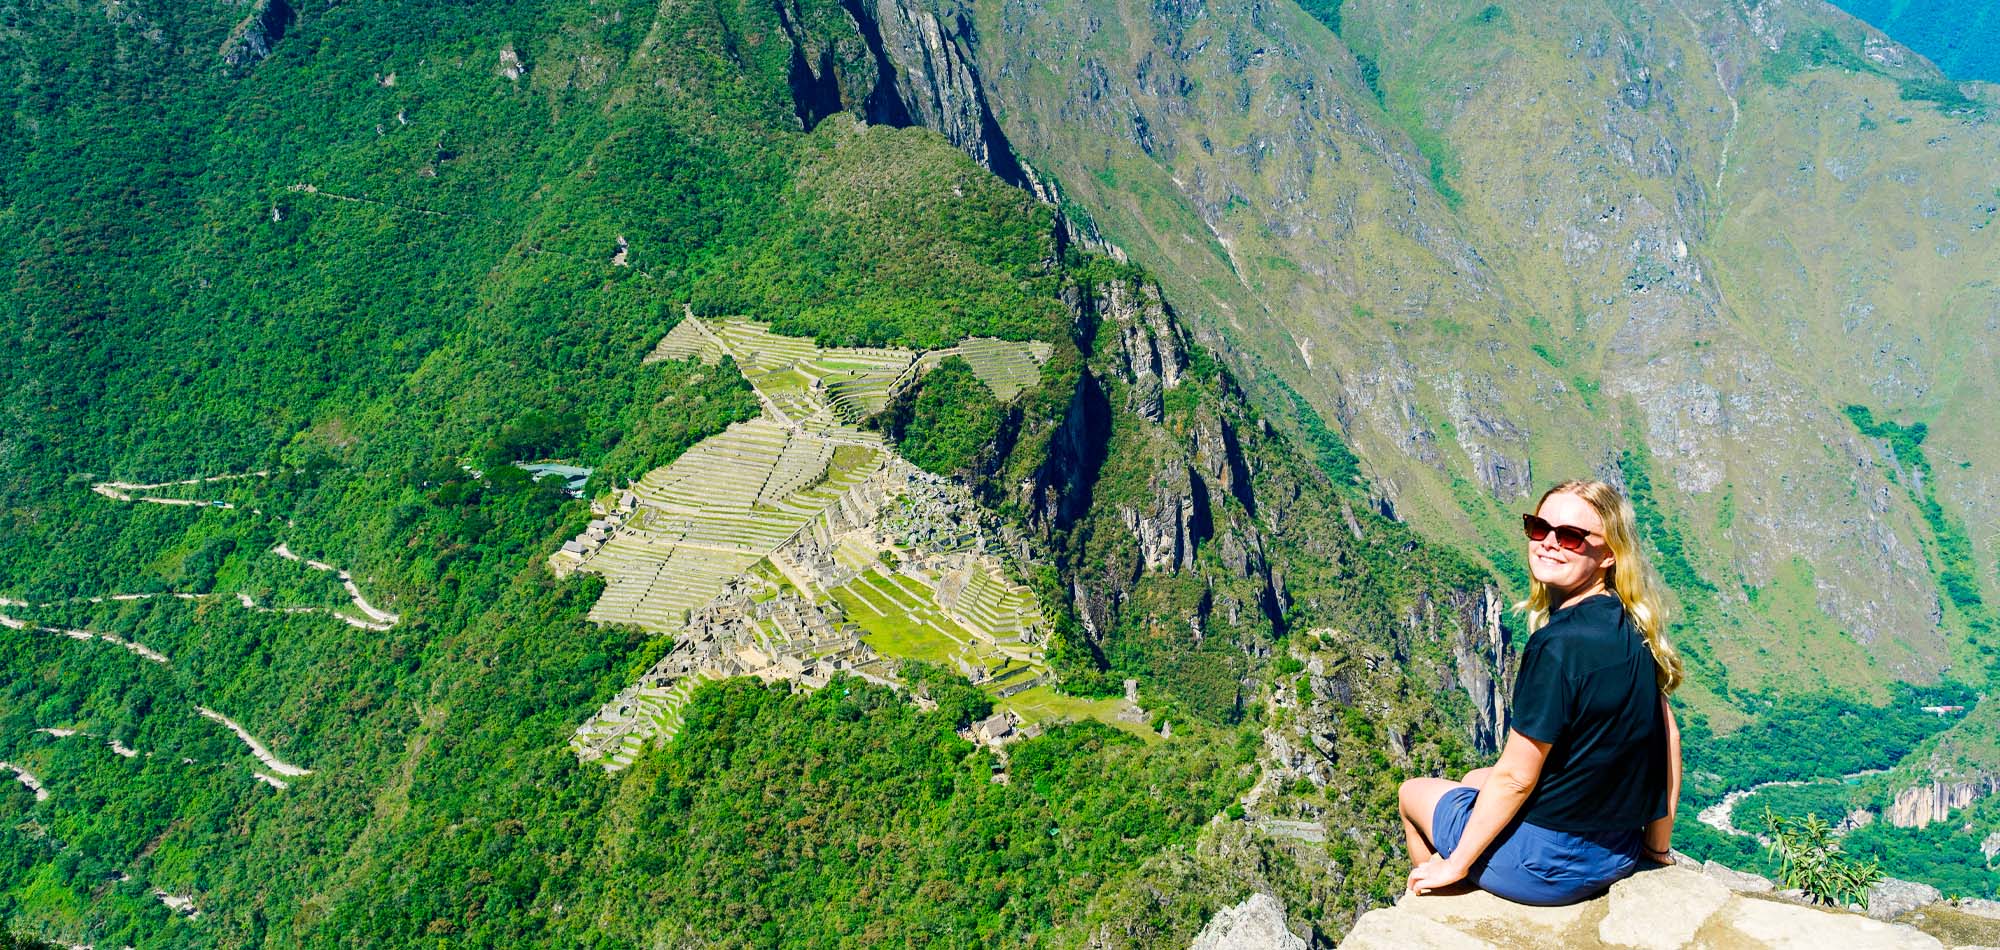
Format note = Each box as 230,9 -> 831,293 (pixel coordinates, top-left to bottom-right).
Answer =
859,0 -> 2000,896
0,0 -> 1512,945
962,0 -> 2000,706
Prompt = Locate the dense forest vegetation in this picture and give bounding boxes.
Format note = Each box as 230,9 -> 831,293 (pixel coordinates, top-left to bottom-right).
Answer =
0,0 -> 1510,945
5,0 -> 1991,943
881,358 -> 1008,476
1667,684 -> 1986,893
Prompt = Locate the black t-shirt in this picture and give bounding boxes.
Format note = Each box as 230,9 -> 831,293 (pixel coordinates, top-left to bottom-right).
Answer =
1510,592 -> 1669,833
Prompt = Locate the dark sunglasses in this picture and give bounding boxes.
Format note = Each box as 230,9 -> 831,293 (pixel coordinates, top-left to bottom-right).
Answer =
1522,513 -> 1600,554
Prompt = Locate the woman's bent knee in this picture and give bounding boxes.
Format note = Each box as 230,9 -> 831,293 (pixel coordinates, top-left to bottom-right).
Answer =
1398,777 -> 1464,829
1399,777 -> 1442,809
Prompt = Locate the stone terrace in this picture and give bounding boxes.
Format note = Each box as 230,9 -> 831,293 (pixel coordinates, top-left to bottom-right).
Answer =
949,336 -> 1054,402
937,558 -> 1045,644
573,418 -> 889,631
645,314 -> 1050,411
572,574 -> 891,770
644,316 -> 724,365
569,315 -> 1113,770
829,562 -> 1045,686
819,351 -> 916,422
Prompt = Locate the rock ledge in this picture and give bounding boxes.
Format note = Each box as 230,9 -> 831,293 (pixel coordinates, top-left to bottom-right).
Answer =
1337,865 -> 1989,949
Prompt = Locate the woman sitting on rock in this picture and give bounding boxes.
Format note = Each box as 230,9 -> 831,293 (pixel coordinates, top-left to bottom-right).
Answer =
1399,479 -> 1684,906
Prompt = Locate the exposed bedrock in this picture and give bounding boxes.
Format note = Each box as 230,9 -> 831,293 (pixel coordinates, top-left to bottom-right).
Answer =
1887,775 -> 2000,829
770,0 -> 1503,741
1187,892 -> 1306,950
831,0 -> 1029,187
1342,864 -> 1969,949
221,0 -> 296,71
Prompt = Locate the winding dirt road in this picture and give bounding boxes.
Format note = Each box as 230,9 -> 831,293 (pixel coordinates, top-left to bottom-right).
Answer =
196,707 -> 312,778
271,543 -> 400,629
1,761 -> 49,801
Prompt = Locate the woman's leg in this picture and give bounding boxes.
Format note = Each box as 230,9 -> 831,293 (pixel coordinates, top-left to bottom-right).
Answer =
1401,767 -> 1492,863
1398,778 -> 1468,863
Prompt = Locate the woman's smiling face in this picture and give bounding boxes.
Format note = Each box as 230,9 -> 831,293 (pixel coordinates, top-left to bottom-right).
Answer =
1528,491 -> 1613,594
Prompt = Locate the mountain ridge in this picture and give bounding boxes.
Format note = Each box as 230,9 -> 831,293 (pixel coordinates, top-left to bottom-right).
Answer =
938,0 -> 2000,708
1,0 -> 1994,944
851,0 -> 2000,899
0,0 -> 1519,943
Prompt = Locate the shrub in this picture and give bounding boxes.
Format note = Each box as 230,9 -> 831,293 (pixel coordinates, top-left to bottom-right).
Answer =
1762,808 -> 1883,907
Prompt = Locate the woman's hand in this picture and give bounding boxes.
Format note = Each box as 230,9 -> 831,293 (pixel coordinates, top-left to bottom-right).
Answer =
1406,855 -> 1468,896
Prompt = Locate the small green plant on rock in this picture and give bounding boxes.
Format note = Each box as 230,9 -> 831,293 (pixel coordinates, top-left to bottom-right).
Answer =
1762,808 -> 1883,907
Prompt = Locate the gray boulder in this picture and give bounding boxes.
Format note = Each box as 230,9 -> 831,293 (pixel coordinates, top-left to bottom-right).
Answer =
1703,860 -> 1776,894
1871,878 -> 1945,922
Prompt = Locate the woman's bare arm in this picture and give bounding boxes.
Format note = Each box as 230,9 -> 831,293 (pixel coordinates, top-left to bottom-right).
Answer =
1408,729 -> 1550,893
1643,693 -> 1681,858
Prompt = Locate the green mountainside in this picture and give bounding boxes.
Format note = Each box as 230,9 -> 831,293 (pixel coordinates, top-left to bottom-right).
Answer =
953,0 -> 2000,863
0,0 -> 1516,944
966,0 -> 2000,699
2,0 -> 1995,944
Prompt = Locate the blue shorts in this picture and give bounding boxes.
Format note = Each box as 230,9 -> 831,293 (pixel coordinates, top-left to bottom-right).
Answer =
1431,786 -> 1641,906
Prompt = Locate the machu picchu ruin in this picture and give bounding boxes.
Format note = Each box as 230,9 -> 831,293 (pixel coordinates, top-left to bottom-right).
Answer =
566,315 -> 1135,771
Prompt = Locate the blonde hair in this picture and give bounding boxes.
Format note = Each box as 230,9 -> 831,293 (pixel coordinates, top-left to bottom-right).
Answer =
1520,480 -> 1685,695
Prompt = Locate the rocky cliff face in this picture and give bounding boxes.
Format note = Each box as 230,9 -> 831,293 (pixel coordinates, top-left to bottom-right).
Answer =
854,0 -> 1030,187
773,0 -> 1508,738
1040,271 -> 1295,710
1892,698 -> 2000,831
948,0 -> 2000,711
1442,583 -> 1509,751
785,0 -> 1043,191
220,0 -> 295,70
1888,776 -> 2000,829
1098,279 -> 1189,422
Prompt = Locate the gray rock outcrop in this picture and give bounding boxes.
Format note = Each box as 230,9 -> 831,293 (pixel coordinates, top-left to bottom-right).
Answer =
857,0 -> 1028,188
1954,898 -> 2000,921
1887,776 -> 2000,828
1096,279 -> 1187,422
1339,866 -> 1955,949
1121,465 -> 1205,574
1189,893 -> 1307,950
1702,860 -> 1773,894
220,0 -> 295,70
1870,879 -> 1944,923
1442,584 -> 1509,752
